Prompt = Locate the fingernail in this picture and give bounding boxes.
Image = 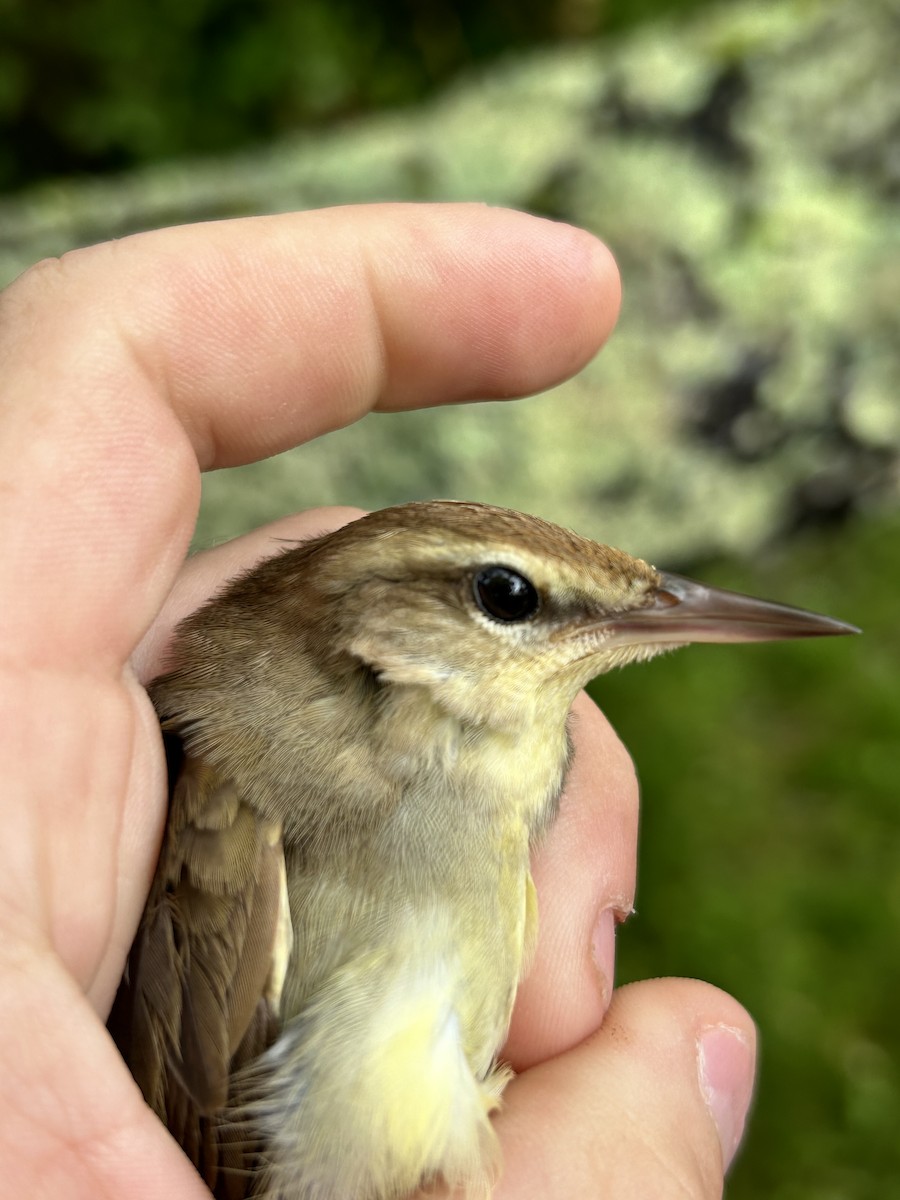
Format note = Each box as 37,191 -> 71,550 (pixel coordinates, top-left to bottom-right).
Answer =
697,1025 -> 755,1167
590,907 -> 616,1009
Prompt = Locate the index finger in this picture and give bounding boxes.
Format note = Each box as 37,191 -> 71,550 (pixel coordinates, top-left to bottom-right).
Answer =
0,203 -> 619,669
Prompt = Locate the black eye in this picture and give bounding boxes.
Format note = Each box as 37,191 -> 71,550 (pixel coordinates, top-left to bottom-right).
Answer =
473,566 -> 540,623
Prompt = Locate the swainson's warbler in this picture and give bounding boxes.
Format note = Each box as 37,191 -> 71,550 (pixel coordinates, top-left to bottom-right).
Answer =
110,501 -> 856,1199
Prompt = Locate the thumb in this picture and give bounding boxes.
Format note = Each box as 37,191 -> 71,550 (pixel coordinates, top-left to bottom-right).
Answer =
494,978 -> 756,1199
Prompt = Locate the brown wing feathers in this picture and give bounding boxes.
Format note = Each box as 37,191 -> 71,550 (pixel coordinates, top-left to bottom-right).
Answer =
109,745 -> 286,1196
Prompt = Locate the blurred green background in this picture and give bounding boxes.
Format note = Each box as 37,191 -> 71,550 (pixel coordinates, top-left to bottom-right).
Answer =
2,0 -> 898,1196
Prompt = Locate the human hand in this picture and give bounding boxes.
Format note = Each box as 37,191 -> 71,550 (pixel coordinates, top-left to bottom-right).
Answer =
0,203 -> 754,1198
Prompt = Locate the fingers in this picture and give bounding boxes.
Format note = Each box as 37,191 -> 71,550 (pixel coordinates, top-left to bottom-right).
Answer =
504,691 -> 639,1069
0,205 -> 620,669
0,942 -> 210,1200
495,978 -> 757,1199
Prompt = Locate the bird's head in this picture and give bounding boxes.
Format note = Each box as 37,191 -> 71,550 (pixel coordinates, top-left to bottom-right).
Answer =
264,501 -> 857,734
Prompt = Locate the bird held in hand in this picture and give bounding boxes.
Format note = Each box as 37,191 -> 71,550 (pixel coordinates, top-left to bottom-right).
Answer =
109,500 -> 856,1200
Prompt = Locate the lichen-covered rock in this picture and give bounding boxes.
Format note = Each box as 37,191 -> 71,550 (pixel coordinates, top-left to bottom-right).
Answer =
1,0 -> 896,564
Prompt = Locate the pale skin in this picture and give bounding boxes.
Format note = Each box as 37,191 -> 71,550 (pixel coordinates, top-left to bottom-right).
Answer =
0,203 -> 755,1199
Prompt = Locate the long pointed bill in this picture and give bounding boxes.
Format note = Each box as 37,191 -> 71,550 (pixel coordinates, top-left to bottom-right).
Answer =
609,571 -> 860,645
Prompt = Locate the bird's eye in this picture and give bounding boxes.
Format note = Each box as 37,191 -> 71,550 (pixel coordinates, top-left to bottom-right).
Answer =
473,566 -> 540,623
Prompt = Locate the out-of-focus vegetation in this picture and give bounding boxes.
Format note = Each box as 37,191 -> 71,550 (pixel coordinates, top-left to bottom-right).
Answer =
596,510 -> 899,1198
3,1 -> 899,1196
3,0 -> 897,570
0,0 -> 714,194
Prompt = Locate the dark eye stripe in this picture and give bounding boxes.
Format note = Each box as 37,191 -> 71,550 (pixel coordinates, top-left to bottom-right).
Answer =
473,566 -> 540,623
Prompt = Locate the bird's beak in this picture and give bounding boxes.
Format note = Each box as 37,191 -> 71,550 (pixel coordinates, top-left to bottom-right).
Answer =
609,571 -> 860,645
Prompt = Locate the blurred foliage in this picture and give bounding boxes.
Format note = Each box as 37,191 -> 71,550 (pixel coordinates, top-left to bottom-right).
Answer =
0,0 -> 718,194
598,510 -> 900,1198
3,1 -> 897,570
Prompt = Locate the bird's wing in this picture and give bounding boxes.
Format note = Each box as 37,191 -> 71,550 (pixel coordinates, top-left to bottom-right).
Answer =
109,736 -> 290,1198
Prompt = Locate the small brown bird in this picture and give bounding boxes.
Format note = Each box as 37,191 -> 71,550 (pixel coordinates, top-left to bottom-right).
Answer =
110,501 -> 856,1200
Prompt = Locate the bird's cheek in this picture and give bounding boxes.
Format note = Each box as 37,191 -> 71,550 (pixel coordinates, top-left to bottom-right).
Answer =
346,629 -> 436,687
